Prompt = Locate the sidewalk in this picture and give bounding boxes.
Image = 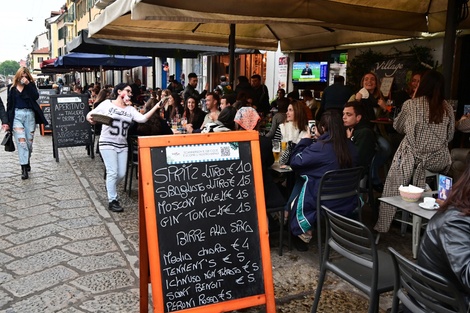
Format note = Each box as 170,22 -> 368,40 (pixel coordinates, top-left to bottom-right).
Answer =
0,133 -> 146,312
0,131 -> 410,312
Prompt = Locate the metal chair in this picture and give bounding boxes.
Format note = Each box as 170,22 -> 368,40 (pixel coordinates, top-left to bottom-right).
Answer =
311,206 -> 395,313
388,247 -> 468,313
124,136 -> 139,196
263,170 -> 287,256
315,166 -> 364,262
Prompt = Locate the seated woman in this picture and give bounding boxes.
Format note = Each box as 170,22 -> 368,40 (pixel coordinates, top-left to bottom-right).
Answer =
273,100 -> 309,165
418,152 -> 470,309
133,100 -> 173,136
183,96 -> 206,131
288,110 -> 359,243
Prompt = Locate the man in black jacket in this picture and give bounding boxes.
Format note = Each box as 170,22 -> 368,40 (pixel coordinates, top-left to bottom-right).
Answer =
183,72 -> 208,103
250,74 -> 270,115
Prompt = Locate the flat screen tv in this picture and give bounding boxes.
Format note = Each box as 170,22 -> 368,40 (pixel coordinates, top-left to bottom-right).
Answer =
292,61 -> 328,83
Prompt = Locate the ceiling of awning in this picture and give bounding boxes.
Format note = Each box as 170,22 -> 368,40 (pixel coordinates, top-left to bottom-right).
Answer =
88,0 -> 470,52
68,29 -> 259,57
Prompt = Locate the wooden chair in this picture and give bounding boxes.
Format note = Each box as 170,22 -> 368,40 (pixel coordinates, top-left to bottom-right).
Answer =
311,206 -> 395,313
388,247 -> 468,313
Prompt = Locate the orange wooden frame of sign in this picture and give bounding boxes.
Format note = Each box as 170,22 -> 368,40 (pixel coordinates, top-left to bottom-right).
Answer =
138,131 -> 276,313
39,104 -> 52,135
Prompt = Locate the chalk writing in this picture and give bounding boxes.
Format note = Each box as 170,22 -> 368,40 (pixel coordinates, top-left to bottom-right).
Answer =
151,142 -> 264,312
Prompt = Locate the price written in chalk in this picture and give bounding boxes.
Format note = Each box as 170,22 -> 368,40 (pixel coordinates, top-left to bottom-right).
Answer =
151,143 -> 264,312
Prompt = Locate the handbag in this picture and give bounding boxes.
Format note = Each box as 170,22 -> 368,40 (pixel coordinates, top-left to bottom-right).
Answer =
1,130 -> 15,152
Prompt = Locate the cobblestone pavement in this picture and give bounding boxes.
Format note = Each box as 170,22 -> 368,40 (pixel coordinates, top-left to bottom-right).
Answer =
0,115 -> 414,312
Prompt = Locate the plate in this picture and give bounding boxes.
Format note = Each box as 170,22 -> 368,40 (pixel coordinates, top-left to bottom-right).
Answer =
418,202 -> 439,210
91,114 -> 114,125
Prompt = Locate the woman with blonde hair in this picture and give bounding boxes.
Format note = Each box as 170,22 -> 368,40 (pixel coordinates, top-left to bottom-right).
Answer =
6,67 -> 48,179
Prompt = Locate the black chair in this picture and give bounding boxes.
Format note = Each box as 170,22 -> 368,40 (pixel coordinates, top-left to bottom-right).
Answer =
388,247 -> 468,313
124,136 -> 139,196
263,170 -> 287,256
315,166 -> 364,261
311,206 -> 395,313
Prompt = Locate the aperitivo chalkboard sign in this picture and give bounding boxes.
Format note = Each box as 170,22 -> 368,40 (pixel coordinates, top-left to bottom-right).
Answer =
49,94 -> 93,162
137,131 -> 275,313
37,89 -> 56,135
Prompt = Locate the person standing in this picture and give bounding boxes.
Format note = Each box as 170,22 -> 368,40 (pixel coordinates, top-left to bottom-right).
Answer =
374,70 -> 455,234
86,83 -> 160,213
6,67 -> 48,180
301,63 -> 313,76
183,72 -> 208,103
320,75 -> 352,115
130,78 -> 142,104
1,98 -> 8,130
250,74 -> 270,115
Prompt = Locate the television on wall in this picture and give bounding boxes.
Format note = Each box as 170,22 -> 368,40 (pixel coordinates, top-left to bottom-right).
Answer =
292,61 -> 328,83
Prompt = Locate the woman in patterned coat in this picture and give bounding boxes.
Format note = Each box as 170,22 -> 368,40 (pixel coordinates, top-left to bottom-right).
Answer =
374,70 -> 455,233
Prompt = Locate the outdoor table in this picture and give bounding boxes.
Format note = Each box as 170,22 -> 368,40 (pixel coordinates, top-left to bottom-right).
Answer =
378,192 -> 438,259
371,118 -> 393,141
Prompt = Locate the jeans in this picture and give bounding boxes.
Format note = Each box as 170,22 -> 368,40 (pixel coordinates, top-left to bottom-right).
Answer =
12,109 -> 36,165
100,148 -> 128,202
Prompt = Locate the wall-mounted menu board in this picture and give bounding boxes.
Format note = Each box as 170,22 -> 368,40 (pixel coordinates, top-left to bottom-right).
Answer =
49,94 -> 93,162
137,131 -> 275,313
37,89 -> 56,135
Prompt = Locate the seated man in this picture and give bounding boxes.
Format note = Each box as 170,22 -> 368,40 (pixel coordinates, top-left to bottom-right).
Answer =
343,101 -> 376,176
344,101 -> 390,192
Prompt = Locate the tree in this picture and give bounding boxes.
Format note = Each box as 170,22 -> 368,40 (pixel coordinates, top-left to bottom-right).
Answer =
0,60 -> 20,76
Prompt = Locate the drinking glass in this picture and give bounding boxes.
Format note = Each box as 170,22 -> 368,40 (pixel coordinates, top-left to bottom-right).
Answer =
272,140 -> 281,163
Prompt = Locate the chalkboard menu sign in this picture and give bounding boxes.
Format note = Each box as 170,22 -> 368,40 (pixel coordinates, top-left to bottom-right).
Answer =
137,132 -> 275,313
38,89 -> 56,135
49,94 -> 93,162
38,89 -> 56,105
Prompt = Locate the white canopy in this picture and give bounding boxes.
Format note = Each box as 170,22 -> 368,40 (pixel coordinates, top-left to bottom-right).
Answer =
88,0 -> 470,52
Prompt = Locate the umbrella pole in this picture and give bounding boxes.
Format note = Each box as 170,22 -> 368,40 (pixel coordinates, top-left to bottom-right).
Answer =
442,0 -> 458,99
229,24 -> 236,88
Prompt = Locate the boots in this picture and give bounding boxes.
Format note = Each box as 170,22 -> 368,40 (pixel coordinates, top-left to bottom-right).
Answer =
21,165 -> 29,180
26,163 -> 31,172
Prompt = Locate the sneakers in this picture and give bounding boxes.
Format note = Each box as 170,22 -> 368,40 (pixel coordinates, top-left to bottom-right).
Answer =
108,200 -> 123,213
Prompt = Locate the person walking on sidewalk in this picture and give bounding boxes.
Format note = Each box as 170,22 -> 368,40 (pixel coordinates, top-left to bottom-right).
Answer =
86,83 -> 160,213
6,67 -> 48,180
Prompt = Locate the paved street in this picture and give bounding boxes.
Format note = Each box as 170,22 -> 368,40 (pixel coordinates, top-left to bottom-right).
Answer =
1,89 -> 412,312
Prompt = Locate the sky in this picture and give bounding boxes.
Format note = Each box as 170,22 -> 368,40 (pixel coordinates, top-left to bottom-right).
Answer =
0,0 -> 66,63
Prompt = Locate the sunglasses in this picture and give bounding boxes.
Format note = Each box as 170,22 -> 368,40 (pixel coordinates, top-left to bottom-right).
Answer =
123,89 -> 133,94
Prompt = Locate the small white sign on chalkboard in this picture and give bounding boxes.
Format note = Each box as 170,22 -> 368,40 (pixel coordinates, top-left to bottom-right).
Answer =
380,77 -> 394,97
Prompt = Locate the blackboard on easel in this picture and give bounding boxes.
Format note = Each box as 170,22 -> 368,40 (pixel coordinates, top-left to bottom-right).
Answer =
138,131 -> 275,313
38,89 -> 55,135
49,94 -> 93,162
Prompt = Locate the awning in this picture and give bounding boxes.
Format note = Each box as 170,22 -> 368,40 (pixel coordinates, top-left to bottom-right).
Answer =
54,52 -> 152,69
67,29 -> 258,57
88,0 -> 470,52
